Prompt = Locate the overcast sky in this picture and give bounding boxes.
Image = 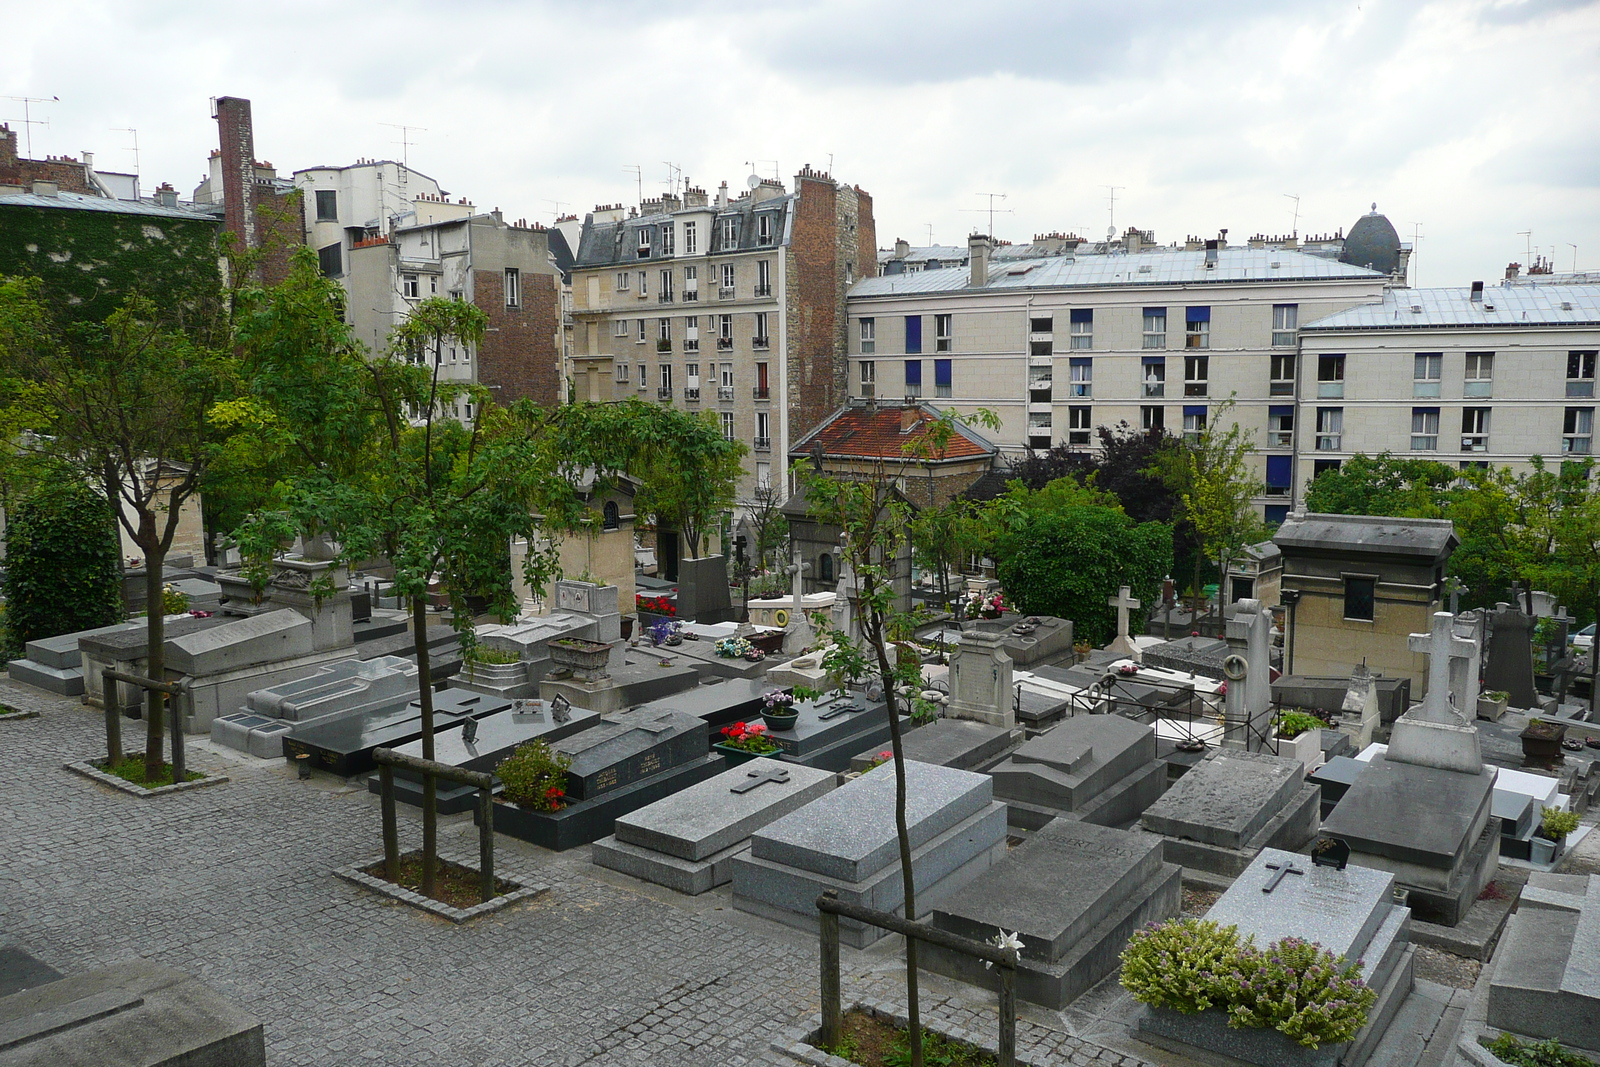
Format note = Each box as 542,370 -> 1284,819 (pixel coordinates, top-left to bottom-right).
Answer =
7,0 -> 1597,287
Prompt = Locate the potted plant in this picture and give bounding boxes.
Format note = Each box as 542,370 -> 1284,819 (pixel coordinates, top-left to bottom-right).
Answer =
1274,709 -> 1326,770
635,593 -> 677,628
1521,718 -> 1568,761
759,690 -> 799,731
647,618 -> 684,647
496,740 -> 573,813
714,721 -> 781,765
548,637 -> 613,681
1477,690 -> 1509,722
1072,639 -> 1092,664
1532,806 -> 1581,865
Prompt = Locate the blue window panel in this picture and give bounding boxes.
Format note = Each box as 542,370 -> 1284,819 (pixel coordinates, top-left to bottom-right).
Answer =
1186,306 -> 1211,323
904,359 -> 922,385
934,359 -> 951,386
1070,308 -> 1093,324
1069,357 -> 1092,370
905,316 -> 922,354
1269,405 -> 1293,417
1265,504 -> 1290,525
1183,405 -> 1207,416
1143,306 -> 1166,318
1266,455 -> 1293,487
1143,356 -> 1165,366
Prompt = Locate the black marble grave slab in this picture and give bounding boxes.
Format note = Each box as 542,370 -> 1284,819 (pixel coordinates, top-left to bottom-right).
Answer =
284,688 -> 513,776
556,707 -> 708,801
760,693 -> 909,772
631,677 -> 778,735
1309,755 -> 1366,817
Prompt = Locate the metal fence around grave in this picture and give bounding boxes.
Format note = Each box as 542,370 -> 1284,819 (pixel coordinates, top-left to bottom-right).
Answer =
1058,666 -> 1281,755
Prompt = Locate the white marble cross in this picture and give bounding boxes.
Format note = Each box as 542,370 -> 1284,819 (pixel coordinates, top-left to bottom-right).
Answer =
782,545 -> 816,655
1408,611 -> 1477,724
1107,585 -> 1141,658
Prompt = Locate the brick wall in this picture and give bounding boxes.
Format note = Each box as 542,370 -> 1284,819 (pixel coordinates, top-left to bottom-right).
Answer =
213,97 -> 257,252
786,173 -> 840,441
0,126 -> 94,193
252,188 -> 299,286
474,268 -> 563,407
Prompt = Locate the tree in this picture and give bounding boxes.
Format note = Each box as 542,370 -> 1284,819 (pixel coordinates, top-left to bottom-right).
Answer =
631,417 -> 747,560
0,273 -> 233,778
2,473 -> 123,657
1304,452 -> 1456,518
908,498 -> 987,610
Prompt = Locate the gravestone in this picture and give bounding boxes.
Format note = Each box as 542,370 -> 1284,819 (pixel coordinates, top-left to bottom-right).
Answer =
1488,873 -> 1600,1050
946,629 -> 1014,728
758,692 -> 905,773
1484,601 -> 1539,709
848,719 -> 1018,774
1138,847 -> 1415,1067
989,714 -> 1164,831
554,580 -> 625,669
1138,749 -> 1321,877
830,539 -> 862,647
212,656 -> 419,758
731,760 -> 1008,946
675,556 -> 735,625
1274,673 -> 1411,725
997,615 -> 1074,668
476,611 -> 600,684
484,706 -> 723,851
79,614 -> 231,710
1221,599 -> 1274,752
591,758 -> 836,894
1106,585 -> 1142,658
1140,635 -> 1229,682
781,546 -> 816,655
1392,611 -> 1484,773
1338,661 -> 1382,749
922,819 -> 1181,1009
630,677 -> 778,734
264,557 -> 352,652
283,688 -> 512,776
539,646 -> 700,715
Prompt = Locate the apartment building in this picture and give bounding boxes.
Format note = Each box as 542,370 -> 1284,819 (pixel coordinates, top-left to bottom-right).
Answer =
1295,273 -> 1600,498
846,221 -> 1393,522
568,166 -> 875,500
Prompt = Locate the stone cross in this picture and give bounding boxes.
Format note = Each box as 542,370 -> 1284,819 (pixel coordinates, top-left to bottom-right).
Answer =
1408,611 -> 1476,724
1222,598 -> 1274,751
1261,859 -> 1304,894
830,534 -> 862,647
782,545 -> 816,655
730,765 -> 791,794
1106,585 -> 1142,658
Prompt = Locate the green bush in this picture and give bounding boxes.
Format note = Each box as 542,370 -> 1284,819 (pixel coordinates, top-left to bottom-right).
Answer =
1540,807 -> 1580,841
161,584 -> 190,616
1220,937 -> 1377,1049
2,477 -> 123,658
1120,919 -> 1246,1014
1486,1033 -> 1598,1067
466,646 -> 521,666
1275,711 -> 1325,739
496,740 -> 572,811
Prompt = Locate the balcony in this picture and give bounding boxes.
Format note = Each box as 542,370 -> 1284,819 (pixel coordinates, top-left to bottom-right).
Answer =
753,436 -> 771,451
656,339 -> 671,353
717,385 -> 735,401
684,339 -> 700,353
752,336 -> 770,350
754,285 -> 772,297
658,292 -> 674,304
657,387 -> 673,400
717,338 -> 733,352
682,289 -> 699,302
1270,380 -> 1295,397
752,386 -> 770,400
719,286 -> 736,300
1461,435 -> 1489,452
683,387 -> 701,402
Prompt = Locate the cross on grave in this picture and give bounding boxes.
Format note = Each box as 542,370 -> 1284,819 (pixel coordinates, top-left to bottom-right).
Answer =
549,693 -> 572,723
1107,585 -> 1142,658
1408,611 -> 1476,724
817,701 -> 867,721
1261,859 -> 1304,894
783,545 -> 817,655
730,765 -> 791,794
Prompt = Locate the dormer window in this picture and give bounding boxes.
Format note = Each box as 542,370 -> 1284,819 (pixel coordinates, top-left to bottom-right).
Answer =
720,216 -> 738,248
637,228 -> 652,258
684,221 -> 697,255
661,223 -> 675,256
757,214 -> 773,244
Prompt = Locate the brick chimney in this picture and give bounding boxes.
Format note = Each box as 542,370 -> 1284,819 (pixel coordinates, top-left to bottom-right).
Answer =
900,405 -> 922,432
968,233 -> 992,288
213,96 -> 257,252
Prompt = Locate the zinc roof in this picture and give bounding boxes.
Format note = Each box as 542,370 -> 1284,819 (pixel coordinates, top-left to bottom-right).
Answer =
0,189 -> 216,222
1301,284 -> 1600,330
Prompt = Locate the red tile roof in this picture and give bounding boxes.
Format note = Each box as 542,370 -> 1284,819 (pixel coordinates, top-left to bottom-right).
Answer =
792,405 -> 995,462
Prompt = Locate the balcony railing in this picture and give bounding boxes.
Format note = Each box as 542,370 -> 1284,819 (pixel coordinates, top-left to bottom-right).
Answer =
1269,431 -> 1293,448
754,285 -> 772,297
658,292 -> 674,304
752,387 -> 770,400
656,339 -> 671,353
717,338 -> 733,351
1461,434 -> 1489,452
658,387 -> 673,400
682,289 -> 699,301
753,436 -> 771,451
717,385 -> 735,401
1184,383 -> 1208,397
684,339 -> 699,353
683,387 -> 701,401
1270,381 -> 1295,397
753,336 -> 770,350
718,286 -> 736,299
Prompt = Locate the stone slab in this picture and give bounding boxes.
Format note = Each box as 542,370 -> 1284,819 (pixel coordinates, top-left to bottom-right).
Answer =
1320,757 -> 1495,870
588,835 -> 750,896
629,677 -> 777,733
1139,749 -> 1305,850
246,655 -> 418,723
990,714 -> 1156,813
554,707 -> 706,801
848,720 -> 1016,773
283,688 -> 514,776
1149,782 -> 1323,878
3,660 -> 83,697
760,693 -> 892,760
23,624 -> 136,670
0,950 -> 59,1000
538,661 -> 700,715
164,609 -> 313,677
1488,874 -> 1600,1049
611,757 -> 836,861
1208,847 -> 1395,964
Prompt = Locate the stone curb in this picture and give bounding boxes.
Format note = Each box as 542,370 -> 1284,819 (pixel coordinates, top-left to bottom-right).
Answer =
769,1000 -> 1067,1066
333,854 -> 548,924
64,758 -> 229,797
0,709 -> 41,721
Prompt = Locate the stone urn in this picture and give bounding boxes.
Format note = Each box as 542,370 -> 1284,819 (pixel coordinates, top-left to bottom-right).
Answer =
1477,692 -> 1508,722
548,638 -> 614,682
1521,718 -> 1567,761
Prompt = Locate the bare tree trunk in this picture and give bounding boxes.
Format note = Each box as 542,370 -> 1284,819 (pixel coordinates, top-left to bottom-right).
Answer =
411,594 -> 437,897
142,544 -> 167,779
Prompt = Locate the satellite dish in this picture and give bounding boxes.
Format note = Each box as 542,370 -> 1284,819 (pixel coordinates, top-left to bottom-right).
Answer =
1107,226 -> 1117,240
747,174 -> 762,190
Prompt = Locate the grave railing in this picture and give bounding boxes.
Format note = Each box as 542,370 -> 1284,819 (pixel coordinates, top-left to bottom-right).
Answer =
101,667 -> 190,782
815,890 -> 1019,1067
370,748 -> 498,903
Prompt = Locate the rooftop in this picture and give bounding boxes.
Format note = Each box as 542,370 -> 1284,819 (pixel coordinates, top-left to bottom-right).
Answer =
1301,283 -> 1600,330
1274,511 -> 1458,560
0,188 -> 217,222
789,403 -> 997,463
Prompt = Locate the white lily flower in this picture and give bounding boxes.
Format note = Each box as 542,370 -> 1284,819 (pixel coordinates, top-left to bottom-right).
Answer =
985,928 -> 1024,968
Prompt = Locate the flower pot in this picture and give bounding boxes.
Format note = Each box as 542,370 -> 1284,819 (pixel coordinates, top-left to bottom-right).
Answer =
1139,1004 -> 1345,1067
1521,722 -> 1567,761
1531,835 -> 1563,865
548,638 -> 614,681
749,629 -> 785,655
761,711 -> 799,731
1477,695 -> 1508,722
713,741 -> 780,766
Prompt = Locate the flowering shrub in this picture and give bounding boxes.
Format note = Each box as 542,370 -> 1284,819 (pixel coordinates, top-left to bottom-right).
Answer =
863,750 -> 893,771
636,594 -> 676,617
762,690 -> 797,712
715,636 -> 764,661
963,592 -> 1007,619
719,721 -> 779,754
1121,920 -> 1376,1050
647,618 -> 684,645
497,740 -> 573,812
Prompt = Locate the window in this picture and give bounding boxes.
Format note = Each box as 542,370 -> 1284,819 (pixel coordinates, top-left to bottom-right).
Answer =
661,222 -> 675,256
859,318 -> 875,354
935,314 -> 952,353
720,411 -> 735,440
719,263 -> 735,297
1266,455 -> 1292,497
1261,354 -> 1293,397
1568,351 -> 1596,398
1461,407 -> 1490,451
905,316 -> 923,354
1143,307 -> 1166,349
659,363 -> 673,394
315,189 -> 338,222
613,319 -> 630,337
1069,308 -> 1093,350
860,360 -> 876,397
1265,503 -> 1291,525
658,317 -> 671,342
1028,364 -> 1052,396
317,242 -> 342,278
755,361 -> 769,397
1316,407 -> 1343,451
1141,405 -> 1164,432
717,313 -> 733,350
1314,458 -> 1343,477
1564,407 -> 1594,454
1269,406 -> 1294,448
1027,411 -> 1053,444
682,266 -> 698,300
904,359 -> 922,398
757,214 -> 773,244
659,269 -> 674,302
603,500 -> 620,530
819,554 -> 833,582
935,359 -> 952,398
755,411 -> 770,449
683,221 -> 697,255
1344,576 -> 1376,622
430,275 -> 438,294
1068,405 -> 1092,445
1029,316 -> 1053,334
1069,357 -> 1092,397
719,216 -> 738,248
754,312 -> 769,348
1318,355 -> 1346,399
504,268 -> 520,308
1271,304 -> 1298,347
615,271 -> 630,292
637,228 -> 652,258
636,319 -> 647,343
684,315 -> 700,352
720,363 -> 734,386
1411,407 -> 1440,450
1185,306 -> 1210,349
1465,352 -> 1494,397
402,274 -> 419,299
1142,357 -> 1166,398
1183,356 -> 1209,397
1414,353 -> 1442,398
615,362 -> 630,384
685,362 -> 700,398
755,259 -> 771,297
1183,405 -> 1207,443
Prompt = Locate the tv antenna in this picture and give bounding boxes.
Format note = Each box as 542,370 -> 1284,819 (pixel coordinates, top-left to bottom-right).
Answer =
4,95 -> 58,158
1518,230 -> 1532,266
1103,185 -> 1126,234
925,223 -> 934,246
1284,193 -> 1301,238
1570,243 -> 1579,273
623,164 -> 642,206
962,192 -> 1011,237
378,123 -> 426,171
112,127 -> 140,176
661,161 -> 681,195
544,199 -> 571,220
757,159 -> 780,181
1408,222 -> 1423,286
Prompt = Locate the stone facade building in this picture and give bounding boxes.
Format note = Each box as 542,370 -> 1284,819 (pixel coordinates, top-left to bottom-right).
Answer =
568,167 -> 875,501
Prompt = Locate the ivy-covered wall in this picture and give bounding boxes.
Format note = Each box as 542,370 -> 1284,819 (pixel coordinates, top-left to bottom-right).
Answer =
0,203 -> 222,323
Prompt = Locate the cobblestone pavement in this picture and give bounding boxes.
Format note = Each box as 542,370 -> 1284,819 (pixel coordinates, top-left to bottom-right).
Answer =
0,681 -> 1147,1067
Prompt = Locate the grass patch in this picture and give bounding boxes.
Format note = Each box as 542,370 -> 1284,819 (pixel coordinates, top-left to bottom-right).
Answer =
1485,1034 -> 1598,1067
466,647 -> 522,666
816,1010 -> 998,1067
359,851 -> 516,910
96,756 -> 205,788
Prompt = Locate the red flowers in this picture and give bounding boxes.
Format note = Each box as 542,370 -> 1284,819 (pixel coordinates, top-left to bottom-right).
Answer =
636,594 -> 676,617
720,721 -> 779,754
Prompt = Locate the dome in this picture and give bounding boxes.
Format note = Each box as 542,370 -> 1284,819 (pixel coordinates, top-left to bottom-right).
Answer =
1339,203 -> 1401,275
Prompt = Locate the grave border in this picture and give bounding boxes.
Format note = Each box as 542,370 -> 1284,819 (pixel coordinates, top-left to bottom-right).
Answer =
771,999 -> 1065,1067
64,757 -> 229,797
333,852 -> 548,924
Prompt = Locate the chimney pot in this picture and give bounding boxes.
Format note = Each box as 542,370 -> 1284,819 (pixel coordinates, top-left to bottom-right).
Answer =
31,180 -> 58,197
900,406 -> 921,432
968,233 -> 992,288
894,238 -> 910,259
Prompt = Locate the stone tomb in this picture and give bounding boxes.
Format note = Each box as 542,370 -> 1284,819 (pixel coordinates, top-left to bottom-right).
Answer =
484,706 -> 723,851
630,677 -> 777,734
1138,848 -> 1415,1067
1138,749 -> 1321,878
1488,873 -> 1600,1051
994,615 -> 1074,668
989,714 -> 1164,831
760,692 -> 906,772
920,820 -> 1180,1009
79,614 -> 231,710
538,647 -> 700,716
5,621 -> 139,697
848,719 -> 1019,774
283,689 -> 512,776
591,758 -> 836,894
731,760 -> 1009,947
212,655 -> 418,758
373,699 -> 601,814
